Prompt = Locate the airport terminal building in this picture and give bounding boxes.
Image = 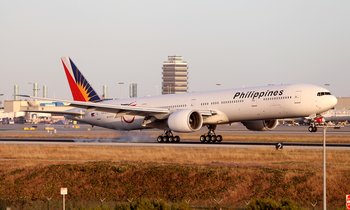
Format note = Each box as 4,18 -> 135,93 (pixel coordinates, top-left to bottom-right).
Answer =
0,100 -> 71,124
162,55 -> 188,95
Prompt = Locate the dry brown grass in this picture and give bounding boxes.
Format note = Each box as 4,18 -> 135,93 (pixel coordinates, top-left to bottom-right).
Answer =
1,144 -> 349,172
1,141 -> 350,207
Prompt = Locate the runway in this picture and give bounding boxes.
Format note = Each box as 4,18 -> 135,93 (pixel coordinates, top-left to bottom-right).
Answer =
1,123 -> 350,135
1,123 -> 350,150
1,138 -> 350,150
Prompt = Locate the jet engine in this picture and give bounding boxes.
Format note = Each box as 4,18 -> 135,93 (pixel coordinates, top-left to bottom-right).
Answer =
242,119 -> 278,131
167,110 -> 203,132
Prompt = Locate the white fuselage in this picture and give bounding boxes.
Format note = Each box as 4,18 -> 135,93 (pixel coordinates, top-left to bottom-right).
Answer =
65,83 -> 337,131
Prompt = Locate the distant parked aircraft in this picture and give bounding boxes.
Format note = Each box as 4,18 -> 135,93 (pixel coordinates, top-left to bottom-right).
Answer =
320,109 -> 350,122
283,108 -> 350,132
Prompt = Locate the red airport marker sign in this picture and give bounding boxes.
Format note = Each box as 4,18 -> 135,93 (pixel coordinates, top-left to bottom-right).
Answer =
61,188 -> 67,210
61,188 -> 67,195
346,195 -> 350,209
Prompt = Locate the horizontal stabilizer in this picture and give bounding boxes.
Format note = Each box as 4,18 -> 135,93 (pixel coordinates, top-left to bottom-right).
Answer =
16,95 -> 170,117
23,110 -> 84,116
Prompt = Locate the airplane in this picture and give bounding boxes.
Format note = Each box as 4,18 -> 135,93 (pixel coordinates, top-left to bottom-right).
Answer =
321,109 -> 350,123
19,56 -> 338,143
291,109 -> 350,132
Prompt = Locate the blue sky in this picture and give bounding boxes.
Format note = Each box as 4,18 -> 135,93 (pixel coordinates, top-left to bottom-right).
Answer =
1,1 -> 349,100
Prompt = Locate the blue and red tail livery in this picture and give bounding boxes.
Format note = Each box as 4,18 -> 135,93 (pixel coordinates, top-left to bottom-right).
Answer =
61,56 -> 101,102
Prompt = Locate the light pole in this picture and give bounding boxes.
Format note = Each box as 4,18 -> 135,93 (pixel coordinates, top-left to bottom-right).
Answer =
119,82 -> 124,99
323,124 -> 327,209
0,94 -> 3,109
323,83 -> 331,209
323,83 -> 329,210
156,86 -> 158,95
324,84 -> 331,93
216,84 -> 221,90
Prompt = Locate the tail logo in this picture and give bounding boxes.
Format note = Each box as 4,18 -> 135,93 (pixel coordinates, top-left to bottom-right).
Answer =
61,57 -> 101,102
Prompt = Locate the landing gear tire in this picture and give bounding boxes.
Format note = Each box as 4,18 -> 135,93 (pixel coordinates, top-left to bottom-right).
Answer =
216,135 -> 222,142
157,136 -> 163,143
308,126 -> 317,132
200,135 -> 206,143
205,135 -> 211,142
174,136 -> 180,143
210,135 -> 216,142
308,126 -> 313,132
163,136 -> 169,143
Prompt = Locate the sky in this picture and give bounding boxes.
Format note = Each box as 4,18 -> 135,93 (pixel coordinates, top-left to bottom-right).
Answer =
1,1 -> 349,101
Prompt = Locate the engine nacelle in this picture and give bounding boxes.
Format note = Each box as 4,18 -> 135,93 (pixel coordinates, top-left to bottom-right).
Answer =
167,110 -> 203,132
242,119 -> 278,131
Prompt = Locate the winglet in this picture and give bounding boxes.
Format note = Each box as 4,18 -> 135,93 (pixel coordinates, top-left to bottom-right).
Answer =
61,57 -> 102,102
14,94 -> 30,98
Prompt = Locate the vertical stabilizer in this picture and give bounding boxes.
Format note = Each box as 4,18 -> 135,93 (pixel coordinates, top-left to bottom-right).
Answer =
61,56 -> 101,102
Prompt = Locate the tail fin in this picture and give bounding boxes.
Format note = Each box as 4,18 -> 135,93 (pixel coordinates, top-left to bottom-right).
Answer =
61,56 -> 102,102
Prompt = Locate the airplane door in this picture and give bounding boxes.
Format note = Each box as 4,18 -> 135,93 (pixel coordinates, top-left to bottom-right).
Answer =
294,91 -> 302,104
251,98 -> 257,107
191,99 -> 196,109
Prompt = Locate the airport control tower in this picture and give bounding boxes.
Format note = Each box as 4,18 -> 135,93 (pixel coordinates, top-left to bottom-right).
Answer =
162,55 -> 188,95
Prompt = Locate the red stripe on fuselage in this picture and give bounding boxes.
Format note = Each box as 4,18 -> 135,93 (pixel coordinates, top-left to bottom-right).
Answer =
62,60 -> 87,102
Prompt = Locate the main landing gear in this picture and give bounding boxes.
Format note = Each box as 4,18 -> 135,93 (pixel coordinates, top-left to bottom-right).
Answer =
157,130 -> 180,143
200,125 -> 223,143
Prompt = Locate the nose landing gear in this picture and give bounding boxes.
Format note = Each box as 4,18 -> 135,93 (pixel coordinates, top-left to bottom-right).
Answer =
308,125 -> 317,132
308,122 -> 318,132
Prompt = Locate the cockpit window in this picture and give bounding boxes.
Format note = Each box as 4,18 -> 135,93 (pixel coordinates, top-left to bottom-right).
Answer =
317,92 -> 331,96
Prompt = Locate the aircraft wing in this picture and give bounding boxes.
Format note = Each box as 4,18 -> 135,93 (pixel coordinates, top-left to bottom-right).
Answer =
17,95 -> 171,117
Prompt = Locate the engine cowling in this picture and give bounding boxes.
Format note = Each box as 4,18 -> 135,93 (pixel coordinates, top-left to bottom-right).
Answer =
167,110 -> 203,132
242,119 -> 278,131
